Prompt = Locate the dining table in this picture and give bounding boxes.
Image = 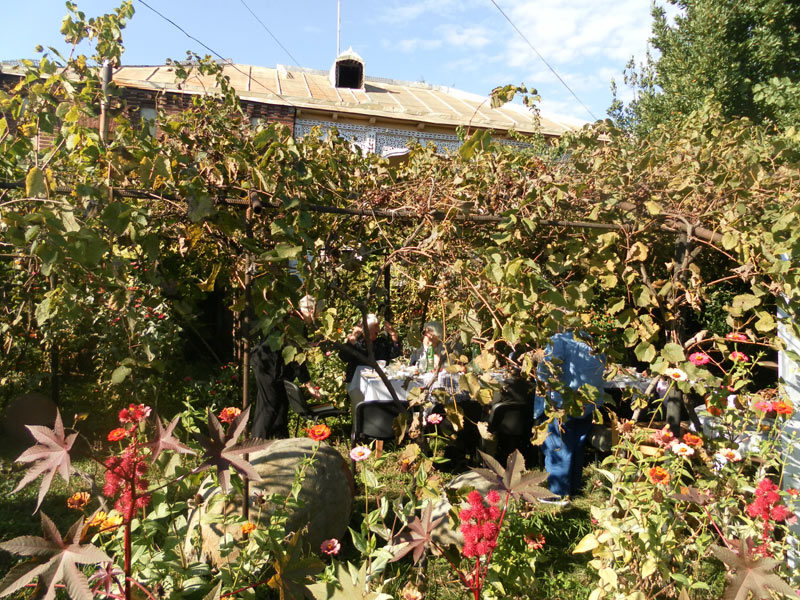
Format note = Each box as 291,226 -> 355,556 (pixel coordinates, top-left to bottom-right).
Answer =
346,364 -> 461,408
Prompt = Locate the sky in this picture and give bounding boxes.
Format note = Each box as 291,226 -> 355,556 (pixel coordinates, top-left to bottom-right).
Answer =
0,0 -> 679,124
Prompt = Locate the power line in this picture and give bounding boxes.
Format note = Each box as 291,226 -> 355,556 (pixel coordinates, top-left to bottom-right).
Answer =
238,0 -> 301,67
134,0 -> 297,107
487,0 -> 598,121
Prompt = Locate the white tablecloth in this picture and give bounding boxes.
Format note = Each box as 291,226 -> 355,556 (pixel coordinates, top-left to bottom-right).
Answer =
347,366 -> 461,406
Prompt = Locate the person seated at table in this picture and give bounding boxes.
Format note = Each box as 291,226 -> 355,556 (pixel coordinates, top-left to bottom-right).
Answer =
339,313 -> 402,383
410,321 -> 447,373
535,330 -> 606,503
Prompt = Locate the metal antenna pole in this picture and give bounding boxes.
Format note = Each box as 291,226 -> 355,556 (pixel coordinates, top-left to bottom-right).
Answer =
337,0 -> 341,56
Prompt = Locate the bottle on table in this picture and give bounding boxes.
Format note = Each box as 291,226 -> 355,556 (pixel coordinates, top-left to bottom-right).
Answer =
426,346 -> 435,372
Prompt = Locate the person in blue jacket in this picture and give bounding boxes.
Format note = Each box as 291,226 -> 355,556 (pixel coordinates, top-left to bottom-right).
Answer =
535,331 -> 606,500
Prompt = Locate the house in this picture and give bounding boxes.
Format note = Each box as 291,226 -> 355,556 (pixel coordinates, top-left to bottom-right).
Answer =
2,51 -> 579,155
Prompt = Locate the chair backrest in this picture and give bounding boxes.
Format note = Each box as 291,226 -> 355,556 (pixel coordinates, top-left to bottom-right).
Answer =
356,401 -> 403,441
488,400 -> 534,437
283,381 -> 310,416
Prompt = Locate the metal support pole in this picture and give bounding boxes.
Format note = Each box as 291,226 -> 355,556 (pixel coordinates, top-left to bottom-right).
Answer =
99,60 -> 112,145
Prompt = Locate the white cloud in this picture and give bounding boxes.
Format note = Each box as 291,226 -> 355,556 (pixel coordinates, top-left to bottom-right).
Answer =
436,24 -> 493,48
393,38 -> 443,53
377,0 -> 463,23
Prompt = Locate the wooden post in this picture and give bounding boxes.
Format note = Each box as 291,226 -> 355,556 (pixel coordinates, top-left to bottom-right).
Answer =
49,274 -> 59,406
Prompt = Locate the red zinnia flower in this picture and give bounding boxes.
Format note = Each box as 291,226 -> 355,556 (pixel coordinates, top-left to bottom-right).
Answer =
306,424 -> 331,441
107,428 -> 128,442
218,407 -> 241,424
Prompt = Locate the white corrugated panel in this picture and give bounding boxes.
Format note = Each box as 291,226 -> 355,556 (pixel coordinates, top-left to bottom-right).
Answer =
778,305 -> 800,567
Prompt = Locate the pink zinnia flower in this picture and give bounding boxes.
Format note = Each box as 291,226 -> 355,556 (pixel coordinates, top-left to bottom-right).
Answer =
729,351 -> 749,362
688,352 -> 711,366
320,538 -> 340,555
426,413 -> 443,425
651,425 -> 675,448
753,400 -> 772,413
350,446 -> 372,462
726,332 -> 748,342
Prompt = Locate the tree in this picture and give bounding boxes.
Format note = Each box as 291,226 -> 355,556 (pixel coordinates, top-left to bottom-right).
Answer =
609,0 -> 800,136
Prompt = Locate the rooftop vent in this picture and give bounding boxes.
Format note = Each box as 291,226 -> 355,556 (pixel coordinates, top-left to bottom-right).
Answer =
330,48 -> 364,89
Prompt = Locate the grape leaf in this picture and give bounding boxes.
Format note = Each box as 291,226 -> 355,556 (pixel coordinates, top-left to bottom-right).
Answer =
12,410 -> 77,513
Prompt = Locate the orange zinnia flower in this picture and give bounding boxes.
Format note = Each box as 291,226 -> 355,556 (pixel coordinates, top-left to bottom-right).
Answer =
107,428 -> 128,442
648,466 -> 671,485
241,522 -> 256,535
306,424 -> 331,441
772,401 -> 794,416
67,491 -> 90,510
683,433 -> 703,447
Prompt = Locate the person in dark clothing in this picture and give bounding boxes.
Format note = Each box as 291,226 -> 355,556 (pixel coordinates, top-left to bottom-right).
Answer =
251,296 -> 321,439
339,313 -> 402,383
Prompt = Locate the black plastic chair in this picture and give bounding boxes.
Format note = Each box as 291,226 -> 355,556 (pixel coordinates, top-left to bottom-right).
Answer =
483,398 -> 537,466
352,400 -> 405,444
351,399 -> 407,467
283,381 -> 347,437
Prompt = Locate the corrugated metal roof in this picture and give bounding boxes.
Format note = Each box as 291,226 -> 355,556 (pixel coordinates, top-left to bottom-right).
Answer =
0,59 -> 580,136
111,63 -> 577,137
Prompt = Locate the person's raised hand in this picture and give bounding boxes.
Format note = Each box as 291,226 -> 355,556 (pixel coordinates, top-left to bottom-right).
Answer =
384,321 -> 399,341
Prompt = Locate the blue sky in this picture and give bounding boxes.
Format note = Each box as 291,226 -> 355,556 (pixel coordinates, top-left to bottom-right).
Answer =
0,1 -> 677,124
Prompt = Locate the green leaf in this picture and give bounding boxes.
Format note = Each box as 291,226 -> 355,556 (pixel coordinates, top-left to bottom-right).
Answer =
634,341 -> 656,363
754,311 -> 776,333
661,343 -> 686,363
111,365 -> 132,385
187,194 -> 215,222
282,345 -> 297,365
729,294 -> 761,317
644,201 -> 662,215
273,243 -> 303,260
25,167 -> 47,198
35,297 -> 52,326
721,231 -> 739,251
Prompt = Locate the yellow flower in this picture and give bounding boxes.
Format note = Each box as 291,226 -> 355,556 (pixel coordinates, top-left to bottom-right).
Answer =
101,514 -> 124,531
87,511 -> 107,528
